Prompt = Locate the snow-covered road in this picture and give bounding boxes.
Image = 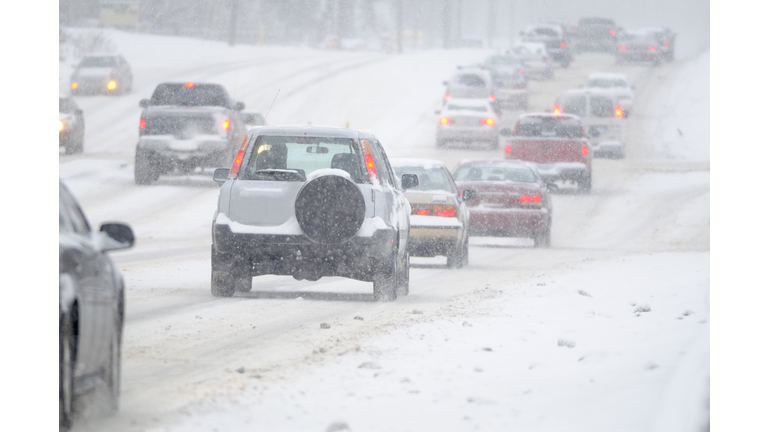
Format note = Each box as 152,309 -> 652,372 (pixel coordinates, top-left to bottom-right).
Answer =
60,30 -> 709,432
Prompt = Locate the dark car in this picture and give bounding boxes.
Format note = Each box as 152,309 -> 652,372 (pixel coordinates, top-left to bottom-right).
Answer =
638,26 -> 676,61
482,56 -> 529,109
210,125 -> 418,301
135,82 -> 247,184
59,94 -> 85,155
616,30 -> 665,65
59,180 -> 135,430
70,53 -> 133,95
520,23 -> 573,67
573,17 -> 620,52
453,159 -> 553,247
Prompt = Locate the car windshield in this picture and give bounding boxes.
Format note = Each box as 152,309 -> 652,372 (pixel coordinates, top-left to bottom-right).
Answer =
241,136 -> 361,181
586,78 -> 627,88
150,83 -> 230,107
454,74 -> 487,87
446,104 -> 487,112
590,96 -> 615,117
454,165 -> 537,183
514,117 -> 583,138
79,56 -> 117,68
393,166 -> 455,193
59,97 -> 71,113
559,94 -> 587,117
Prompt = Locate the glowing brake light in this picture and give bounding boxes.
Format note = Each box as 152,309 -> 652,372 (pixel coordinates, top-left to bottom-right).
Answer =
519,68 -> 525,74
582,145 -> 589,156
107,80 -> 117,90
229,135 -> 250,178
649,46 -> 656,51
360,139 -> 378,182
222,119 -> 230,130
504,143 -> 511,154
59,120 -> 64,132
444,93 -> 451,100
440,117 -> 451,125
185,82 -> 195,88
615,105 -> 623,117
139,117 -> 146,130
489,94 -> 496,101
412,205 -> 456,217
71,82 -> 78,90
610,29 -> 616,36
560,41 -> 566,48
520,195 -> 541,203
553,105 -> 562,115
664,41 -> 669,46
482,118 -> 495,126
619,45 -> 626,50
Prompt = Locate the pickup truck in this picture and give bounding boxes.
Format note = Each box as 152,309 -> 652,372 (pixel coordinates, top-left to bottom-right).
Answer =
501,113 -> 592,191
134,82 -> 246,184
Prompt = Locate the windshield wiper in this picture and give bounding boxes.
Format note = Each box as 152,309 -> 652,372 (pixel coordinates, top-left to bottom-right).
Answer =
250,169 -> 306,182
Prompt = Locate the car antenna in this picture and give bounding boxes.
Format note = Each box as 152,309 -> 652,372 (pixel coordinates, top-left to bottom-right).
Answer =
262,89 -> 280,126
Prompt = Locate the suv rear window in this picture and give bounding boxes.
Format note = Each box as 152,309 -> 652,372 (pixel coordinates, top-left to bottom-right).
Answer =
514,117 -> 583,138
590,96 -> 615,117
241,136 -> 361,181
79,56 -> 117,68
150,84 -> 231,107
454,74 -> 487,87
559,94 -> 587,117
454,165 -> 537,183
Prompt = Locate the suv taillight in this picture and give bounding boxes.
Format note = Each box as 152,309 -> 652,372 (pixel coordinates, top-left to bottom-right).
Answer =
360,139 -> 378,182
139,117 -> 145,133
615,105 -> 624,117
582,145 -> 589,156
229,136 -> 249,178
520,195 -> 541,203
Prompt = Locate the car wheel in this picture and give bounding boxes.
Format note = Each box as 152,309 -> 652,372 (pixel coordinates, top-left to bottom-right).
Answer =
235,276 -> 252,292
578,174 -> 592,192
59,313 -> 76,430
447,239 -> 468,268
211,272 -> 236,297
533,228 -> 551,248
396,251 -> 409,296
104,316 -> 121,413
373,255 -> 398,302
134,149 -> 159,185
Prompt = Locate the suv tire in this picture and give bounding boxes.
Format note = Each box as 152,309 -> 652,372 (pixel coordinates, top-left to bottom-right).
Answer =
135,149 -> 159,185
447,239 -> 468,268
59,313 -> 76,430
396,252 -> 410,296
373,255 -> 398,302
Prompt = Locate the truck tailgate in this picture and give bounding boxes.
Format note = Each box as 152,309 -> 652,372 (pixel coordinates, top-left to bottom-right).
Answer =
505,138 -> 586,164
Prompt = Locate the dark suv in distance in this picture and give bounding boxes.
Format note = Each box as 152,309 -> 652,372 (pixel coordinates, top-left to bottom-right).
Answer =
573,17 -> 620,52
210,125 -> 419,301
135,82 -> 246,184
59,181 -> 135,430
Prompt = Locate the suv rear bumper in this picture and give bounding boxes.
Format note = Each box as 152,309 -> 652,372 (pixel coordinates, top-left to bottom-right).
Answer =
138,137 -> 232,168
534,162 -> 590,183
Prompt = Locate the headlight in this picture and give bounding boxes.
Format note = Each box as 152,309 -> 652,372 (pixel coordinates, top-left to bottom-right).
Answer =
107,80 -> 117,90
71,82 -> 78,90
59,120 -> 65,132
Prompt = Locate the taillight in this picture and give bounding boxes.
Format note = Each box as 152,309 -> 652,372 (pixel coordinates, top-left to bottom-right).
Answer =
489,94 -> 496,101
664,41 -> 669,46
582,145 -> 588,156
615,105 -> 623,117
504,143 -> 511,155
229,135 -> 250,178
519,68 -> 525,74
360,139 -> 378,182
520,195 -> 541,203
444,93 -> 451,100
440,117 -> 451,125
222,119 -> 230,130
186,82 -> 194,88
649,46 -> 656,51
59,120 -> 64,132
482,118 -> 495,126
412,205 -> 456,217
107,80 -> 117,90
71,82 -> 78,90
553,105 -> 562,115
139,117 -> 145,130
610,29 -> 616,36
560,41 -> 566,48
619,45 -> 626,50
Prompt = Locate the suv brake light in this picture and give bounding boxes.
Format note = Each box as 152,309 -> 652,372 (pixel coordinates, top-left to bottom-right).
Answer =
222,119 -> 230,130
610,29 -> 616,36
553,105 -> 562,115
615,105 -> 623,117
482,118 -> 495,126
229,136 -> 250,178
560,41 -> 566,48
440,117 -> 451,125
360,139 -> 378,182
504,143 -> 512,154
649,46 -> 656,51
582,145 -> 589,156
139,117 -> 145,130
186,82 -> 195,88
520,195 -> 541,203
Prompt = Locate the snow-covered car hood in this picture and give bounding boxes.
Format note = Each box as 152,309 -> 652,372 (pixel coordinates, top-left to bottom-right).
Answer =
72,67 -> 114,78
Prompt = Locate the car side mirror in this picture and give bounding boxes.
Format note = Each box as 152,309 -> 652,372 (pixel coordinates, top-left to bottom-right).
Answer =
139,99 -> 149,108
499,128 -> 512,137
462,190 -> 477,201
234,101 -> 246,111
546,183 -> 558,192
98,222 -> 135,251
401,174 -> 419,190
213,168 -> 230,184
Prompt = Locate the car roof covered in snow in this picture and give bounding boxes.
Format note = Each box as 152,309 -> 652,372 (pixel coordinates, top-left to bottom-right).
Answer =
518,112 -> 580,121
389,158 -> 447,169
249,125 -> 372,140
454,158 -> 539,170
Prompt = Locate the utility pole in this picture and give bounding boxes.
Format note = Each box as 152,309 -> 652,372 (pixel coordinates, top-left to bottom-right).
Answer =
228,0 -> 238,46
396,0 -> 403,53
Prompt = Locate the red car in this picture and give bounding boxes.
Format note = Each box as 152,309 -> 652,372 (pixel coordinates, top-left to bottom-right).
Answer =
453,159 -> 553,247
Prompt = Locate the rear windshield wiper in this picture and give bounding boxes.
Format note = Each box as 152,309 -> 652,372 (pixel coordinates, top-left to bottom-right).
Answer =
249,169 -> 306,182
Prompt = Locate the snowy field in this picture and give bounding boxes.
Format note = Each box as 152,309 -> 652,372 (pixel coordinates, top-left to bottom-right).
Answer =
56,28 -> 709,432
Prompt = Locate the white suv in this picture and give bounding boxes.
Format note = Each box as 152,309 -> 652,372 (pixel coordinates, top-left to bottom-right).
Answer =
211,126 -> 418,301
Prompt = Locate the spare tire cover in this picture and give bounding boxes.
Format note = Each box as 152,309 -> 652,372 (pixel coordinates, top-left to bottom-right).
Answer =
295,174 -> 366,244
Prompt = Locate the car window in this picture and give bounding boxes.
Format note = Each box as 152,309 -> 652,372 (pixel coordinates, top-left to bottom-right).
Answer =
59,184 -> 91,236
455,74 -> 487,87
454,165 -> 537,183
590,96 -> 615,117
514,117 -> 583,138
559,94 -> 587,117
79,56 -> 117,68
241,136 -> 360,181
150,83 -> 232,108
446,104 -> 487,112
392,166 -> 456,193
